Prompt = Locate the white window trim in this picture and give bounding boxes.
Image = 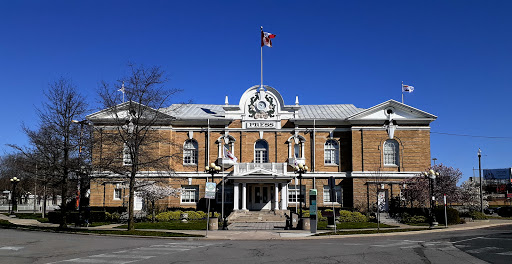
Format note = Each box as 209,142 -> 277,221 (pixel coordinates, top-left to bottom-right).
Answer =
324,140 -> 339,165
323,185 -> 342,205
287,185 -> 305,204
113,188 -> 122,200
254,140 -> 269,163
383,139 -> 399,167
180,185 -> 199,204
123,144 -> 132,166
183,140 -> 198,166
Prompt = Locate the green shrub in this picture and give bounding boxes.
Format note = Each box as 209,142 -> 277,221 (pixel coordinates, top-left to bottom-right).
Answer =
155,211 -> 182,222
185,211 -> 206,220
104,212 -> 121,222
469,211 -> 488,220
434,207 -> 461,225
337,210 -> 368,222
401,213 -> 428,224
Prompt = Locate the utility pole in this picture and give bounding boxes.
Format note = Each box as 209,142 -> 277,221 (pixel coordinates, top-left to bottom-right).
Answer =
478,148 -> 483,213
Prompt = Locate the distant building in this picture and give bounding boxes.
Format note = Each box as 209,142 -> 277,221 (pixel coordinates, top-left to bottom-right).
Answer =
86,85 -> 436,216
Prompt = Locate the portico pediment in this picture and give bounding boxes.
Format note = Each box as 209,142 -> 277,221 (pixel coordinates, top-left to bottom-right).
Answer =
347,100 -> 437,125
238,168 -> 283,177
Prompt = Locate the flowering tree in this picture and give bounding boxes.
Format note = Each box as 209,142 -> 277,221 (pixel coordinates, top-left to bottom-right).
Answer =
459,181 -> 488,212
401,164 -> 462,208
137,182 -> 182,222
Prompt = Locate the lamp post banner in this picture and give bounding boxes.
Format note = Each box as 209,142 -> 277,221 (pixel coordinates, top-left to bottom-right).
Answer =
205,182 -> 216,199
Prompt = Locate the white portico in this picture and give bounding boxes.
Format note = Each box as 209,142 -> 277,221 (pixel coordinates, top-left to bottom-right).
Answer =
230,163 -> 294,211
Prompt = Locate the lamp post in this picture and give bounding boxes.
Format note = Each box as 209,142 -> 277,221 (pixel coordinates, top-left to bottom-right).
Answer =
10,177 -> 20,215
423,169 -> 439,228
205,163 -> 221,234
72,119 -> 89,226
478,148 -> 483,213
294,163 -> 308,220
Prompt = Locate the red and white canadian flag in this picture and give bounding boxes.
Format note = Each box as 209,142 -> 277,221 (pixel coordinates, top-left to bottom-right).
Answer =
261,31 -> 276,47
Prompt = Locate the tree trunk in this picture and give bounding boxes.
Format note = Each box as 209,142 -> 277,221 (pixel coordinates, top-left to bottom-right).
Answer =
127,170 -> 136,231
152,200 -> 155,223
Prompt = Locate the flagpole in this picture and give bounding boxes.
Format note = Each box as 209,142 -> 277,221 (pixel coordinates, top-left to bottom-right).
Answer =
401,81 -> 404,104
260,26 -> 263,91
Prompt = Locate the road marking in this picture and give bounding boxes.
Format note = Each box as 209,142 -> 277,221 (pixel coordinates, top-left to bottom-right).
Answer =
0,246 -> 24,251
49,242 -> 214,264
61,258 -> 136,263
373,240 -> 424,247
466,247 -> 501,254
496,251 -> 512,255
451,237 -> 484,244
89,254 -> 154,259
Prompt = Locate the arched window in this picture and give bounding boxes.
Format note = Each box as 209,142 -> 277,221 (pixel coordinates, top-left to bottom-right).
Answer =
324,140 -> 339,165
384,139 -> 399,166
254,140 -> 268,163
183,139 -> 198,165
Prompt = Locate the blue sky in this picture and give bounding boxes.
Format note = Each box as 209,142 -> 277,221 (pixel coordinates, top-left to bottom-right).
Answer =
1,1 -> 511,183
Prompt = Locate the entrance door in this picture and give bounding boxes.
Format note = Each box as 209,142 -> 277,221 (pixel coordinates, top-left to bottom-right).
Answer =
378,190 -> 389,212
134,192 -> 143,211
250,184 -> 272,210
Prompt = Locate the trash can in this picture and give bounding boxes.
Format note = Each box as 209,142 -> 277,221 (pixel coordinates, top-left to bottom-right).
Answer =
301,218 -> 311,230
291,213 -> 299,229
208,217 -> 218,230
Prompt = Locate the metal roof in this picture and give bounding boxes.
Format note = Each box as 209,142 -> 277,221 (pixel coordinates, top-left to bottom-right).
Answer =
162,104 -> 364,120
161,104 -> 226,119
297,104 -> 364,119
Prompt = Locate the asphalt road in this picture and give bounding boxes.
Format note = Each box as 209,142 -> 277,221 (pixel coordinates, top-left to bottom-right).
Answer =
0,225 -> 511,264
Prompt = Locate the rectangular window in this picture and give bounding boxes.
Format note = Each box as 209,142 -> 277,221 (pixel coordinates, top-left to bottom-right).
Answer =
288,185 -> 305,203
113,188 -> 122,200
323,185 -> 342,204
181,185 -> 199,203
294,144 -> 300,158
216,185 -> 234,203
123,144 -> 132,166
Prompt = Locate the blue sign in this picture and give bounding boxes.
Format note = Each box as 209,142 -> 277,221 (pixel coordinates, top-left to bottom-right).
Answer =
483,169 -> 511,180
205,182 -> 216,199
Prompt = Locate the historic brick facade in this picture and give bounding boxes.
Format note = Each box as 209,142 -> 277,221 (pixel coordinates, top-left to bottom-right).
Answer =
87,85 -> 436,215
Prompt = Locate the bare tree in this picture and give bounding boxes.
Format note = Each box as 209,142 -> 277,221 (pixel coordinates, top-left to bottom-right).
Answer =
26,78 -> 88,228
93,63 -> 181,231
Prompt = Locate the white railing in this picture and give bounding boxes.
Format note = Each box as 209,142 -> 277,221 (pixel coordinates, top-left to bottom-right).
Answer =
234,162 -> 288,175
287,157 -> 305,167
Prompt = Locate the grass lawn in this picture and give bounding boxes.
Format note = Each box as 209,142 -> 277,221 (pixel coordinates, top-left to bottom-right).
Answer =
0,220 -> 202,237
10,213 -> 49,223
317,221 -> 398,230
117,220 -> 208,230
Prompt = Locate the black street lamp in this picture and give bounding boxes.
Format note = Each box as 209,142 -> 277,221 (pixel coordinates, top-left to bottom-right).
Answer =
205,163 -> 221,217
478,148 -> 483,213
294,163 -> 308,220
72,119 -> 89,226
10,177 -> 20,215
423,169 -> 439,228
205,163 -> 221,236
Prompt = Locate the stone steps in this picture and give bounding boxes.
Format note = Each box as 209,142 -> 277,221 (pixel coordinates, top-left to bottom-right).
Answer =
227,210 -> 289,223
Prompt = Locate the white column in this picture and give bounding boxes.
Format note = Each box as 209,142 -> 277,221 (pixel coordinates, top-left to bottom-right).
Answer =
242,183 -> 247,211
233,183 -> 239,211
281,183 -> 287,210
274,183 -> 279,210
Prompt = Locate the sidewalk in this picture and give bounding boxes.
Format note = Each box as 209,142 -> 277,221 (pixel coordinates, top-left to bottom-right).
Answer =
1,213 -> 511,240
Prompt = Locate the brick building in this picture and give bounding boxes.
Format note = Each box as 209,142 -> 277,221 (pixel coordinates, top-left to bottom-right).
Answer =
86,85 -> 436,216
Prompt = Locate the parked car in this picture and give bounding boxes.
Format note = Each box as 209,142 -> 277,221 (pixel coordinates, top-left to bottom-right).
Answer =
484,207 -> 497,215
497,207 -> 512,217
